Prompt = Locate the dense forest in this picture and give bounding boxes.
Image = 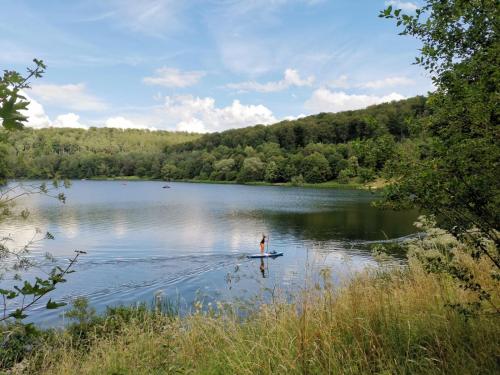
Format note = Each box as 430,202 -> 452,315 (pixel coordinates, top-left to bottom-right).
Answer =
0,128 -> 199,181
1,96 -> 428,184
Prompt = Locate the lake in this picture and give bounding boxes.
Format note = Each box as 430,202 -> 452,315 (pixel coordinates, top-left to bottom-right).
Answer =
1,181 -> 418,326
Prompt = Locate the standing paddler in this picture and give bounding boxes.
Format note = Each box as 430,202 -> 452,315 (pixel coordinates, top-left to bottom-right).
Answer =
260,234 -> 266,255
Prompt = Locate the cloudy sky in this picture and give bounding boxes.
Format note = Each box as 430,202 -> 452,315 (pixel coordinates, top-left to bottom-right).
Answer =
1,0 -> 432,133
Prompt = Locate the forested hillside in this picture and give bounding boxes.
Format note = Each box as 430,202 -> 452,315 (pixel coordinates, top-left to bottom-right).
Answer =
163,96 -> 427,184
0,128 -> 199,180
2,96 -> 428,184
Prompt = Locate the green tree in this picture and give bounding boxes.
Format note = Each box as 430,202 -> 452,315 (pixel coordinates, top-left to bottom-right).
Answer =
264,160 -> 279,183
211,158 -> 236,180
0,59 -> 45,130
161,163 -> 179,180
259,142 -> 282,159
237,157 -> 265,182
381,0 -> 499,313
301,152 -> 331,183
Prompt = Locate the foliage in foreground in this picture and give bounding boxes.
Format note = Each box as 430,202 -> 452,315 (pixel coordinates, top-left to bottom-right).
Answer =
3,229 -> 497,375
1,62 -> 82,325
380,0 -> 500,302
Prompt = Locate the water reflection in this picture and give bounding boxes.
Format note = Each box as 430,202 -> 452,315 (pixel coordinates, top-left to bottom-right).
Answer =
0,181 -> 418,326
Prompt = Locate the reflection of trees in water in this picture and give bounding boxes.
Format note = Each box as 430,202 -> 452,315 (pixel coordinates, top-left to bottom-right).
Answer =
257,205 -> 418,242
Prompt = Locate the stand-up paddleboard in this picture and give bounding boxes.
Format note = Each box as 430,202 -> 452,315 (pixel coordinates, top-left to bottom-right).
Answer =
247,252 -> 284,259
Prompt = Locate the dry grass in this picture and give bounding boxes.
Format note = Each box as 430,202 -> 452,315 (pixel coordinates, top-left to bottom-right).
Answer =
25,253 -> 499,375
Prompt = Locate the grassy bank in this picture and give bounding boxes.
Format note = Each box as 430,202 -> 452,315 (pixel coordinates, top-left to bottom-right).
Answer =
178,178 -> 363,189
14,250 -> 498,374
87,176 -> 368,189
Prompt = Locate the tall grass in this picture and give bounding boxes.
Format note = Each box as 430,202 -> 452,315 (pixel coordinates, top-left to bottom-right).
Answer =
25,254 -> 499,375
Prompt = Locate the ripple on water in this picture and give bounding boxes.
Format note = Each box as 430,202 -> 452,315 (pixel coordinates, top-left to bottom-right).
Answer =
1,181 -> 418,326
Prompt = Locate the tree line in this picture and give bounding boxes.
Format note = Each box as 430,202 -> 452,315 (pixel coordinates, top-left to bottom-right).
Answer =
1,96 -> 428,184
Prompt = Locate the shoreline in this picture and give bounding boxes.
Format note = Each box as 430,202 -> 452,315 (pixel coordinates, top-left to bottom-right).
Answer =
85,176 -> 387,190
7,176 -> 388,190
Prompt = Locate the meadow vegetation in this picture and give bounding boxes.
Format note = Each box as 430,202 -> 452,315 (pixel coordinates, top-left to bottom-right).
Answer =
5,226 -> 498,375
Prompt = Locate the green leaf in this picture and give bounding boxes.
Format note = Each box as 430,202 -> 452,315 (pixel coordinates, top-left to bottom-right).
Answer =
46,298 -> 67,309
0,289 -> 18,299
9,309 -> 28,320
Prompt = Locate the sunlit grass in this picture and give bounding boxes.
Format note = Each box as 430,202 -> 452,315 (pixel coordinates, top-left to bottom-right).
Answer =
28,255 -> 499,375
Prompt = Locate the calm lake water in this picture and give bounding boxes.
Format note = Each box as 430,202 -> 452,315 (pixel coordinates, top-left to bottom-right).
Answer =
1,181 -> 418,326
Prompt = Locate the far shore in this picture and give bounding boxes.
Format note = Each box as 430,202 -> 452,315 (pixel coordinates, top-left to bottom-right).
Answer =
82,175 -> 389,190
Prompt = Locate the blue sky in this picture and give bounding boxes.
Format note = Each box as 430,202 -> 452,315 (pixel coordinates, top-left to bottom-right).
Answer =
1,0 -> 432,132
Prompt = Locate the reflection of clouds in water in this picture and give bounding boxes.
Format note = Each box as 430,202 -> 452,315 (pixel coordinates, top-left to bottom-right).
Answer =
228,219 -> 269,254
112,211 -> 127,238
153,203 -> 271,254
0,222 -> 48,255
230,230 -> 242,252
1,181 -> 417,327
173,205 -> 216,252
60,209 -> 80,239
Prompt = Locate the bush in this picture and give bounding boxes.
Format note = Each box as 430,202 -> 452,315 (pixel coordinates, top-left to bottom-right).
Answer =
264,161 -> 279,182
301,152 -> 331,183
237,157 -> 265,182
211,158 -> 235,180
357,167 -> 375,183
0,323 -> 41,370
337,169 -> 352,184
291,174 -> 304,186
161,163 -> 179,180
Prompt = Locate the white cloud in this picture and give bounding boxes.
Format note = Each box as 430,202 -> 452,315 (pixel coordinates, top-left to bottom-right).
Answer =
104,116 -> 136,129
104,116 -> 156,130
282,113 -> 307,121
143,67 -> 205,88
21,92 -> 89,129
283,69 -> 314,87
176,118 -> 206,133
22,90 -> 275,133
21,94 -> 151,131
23,95 -> 51,128
226,69 -> 314,93
156,95 -> 276,133
361,76 -> 415,89
22,94 -> 88,129
305,88 -> 406,113
31,83 -> 107,112
53,113 -> 87,128
384,1 -> 418,12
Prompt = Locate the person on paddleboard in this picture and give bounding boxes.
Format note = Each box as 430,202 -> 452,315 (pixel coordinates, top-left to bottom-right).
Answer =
260,234 -> 266,254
